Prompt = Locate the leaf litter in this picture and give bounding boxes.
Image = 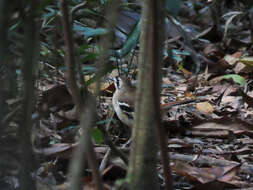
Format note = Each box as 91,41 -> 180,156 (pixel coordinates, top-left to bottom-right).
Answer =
17,1 -> 253,189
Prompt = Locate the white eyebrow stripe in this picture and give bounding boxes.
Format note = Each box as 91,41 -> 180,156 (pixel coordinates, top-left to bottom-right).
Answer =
118,102 -> 131,107
118,101 -> 134,113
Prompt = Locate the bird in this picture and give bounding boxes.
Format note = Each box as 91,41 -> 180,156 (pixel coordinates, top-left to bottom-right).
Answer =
112,76 -> 136,127
112,76 -> 198,132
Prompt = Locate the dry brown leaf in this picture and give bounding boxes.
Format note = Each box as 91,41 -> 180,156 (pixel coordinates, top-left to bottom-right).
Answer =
196,102 -> 214,114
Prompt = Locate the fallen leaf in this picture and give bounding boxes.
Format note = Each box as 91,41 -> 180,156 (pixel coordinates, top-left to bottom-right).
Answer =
196,102 -> 214,113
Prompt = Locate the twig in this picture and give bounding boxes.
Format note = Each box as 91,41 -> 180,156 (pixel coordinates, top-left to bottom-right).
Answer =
60,0 -> 83,114
1,104 -> 21,125
71,2 -> 87,18
162,98 -> 206,109
169,153 -> 253,175
99,125 -> 129,165
60,1 -> 103,190
99,148 -> 111,172
43,62 -> 65,77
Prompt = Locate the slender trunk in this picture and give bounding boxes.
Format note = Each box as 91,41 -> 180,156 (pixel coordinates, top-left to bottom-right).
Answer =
127,0 -> 165,189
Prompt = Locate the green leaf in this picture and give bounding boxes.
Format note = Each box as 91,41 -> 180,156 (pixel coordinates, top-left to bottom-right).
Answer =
172,49 -> 190,56
171,49 -> 190,62
78,8 -> 103,18
96,118 -> 114,125
82,65 -> 97,75
99,0 -> 106,5
92,128 -> 103,145
16,69 -> 21,75
78,44 -> 91,52
222,74 -> 246,86
113,20 -> 141,58
111,0 -> 181,58
177,62 -> 184,71
239,56 -> 253,67
82,52 -> 98,62
110,0 -> 181,58
73,24 -> 108,39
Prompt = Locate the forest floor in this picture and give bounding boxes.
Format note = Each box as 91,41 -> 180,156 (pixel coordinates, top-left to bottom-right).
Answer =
2,0 -> 253,190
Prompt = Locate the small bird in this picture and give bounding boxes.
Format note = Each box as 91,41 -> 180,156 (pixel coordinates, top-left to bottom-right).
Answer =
112,76 -> 136,127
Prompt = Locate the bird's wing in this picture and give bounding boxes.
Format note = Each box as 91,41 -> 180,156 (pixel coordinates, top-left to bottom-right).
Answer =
117,90 -> 135,113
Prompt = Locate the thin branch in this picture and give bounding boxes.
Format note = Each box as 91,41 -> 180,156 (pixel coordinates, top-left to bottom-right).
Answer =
71,2 -> 87,19
60,0 -> 83,114
60,1 -> 103,190
99,125 -> 129,165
